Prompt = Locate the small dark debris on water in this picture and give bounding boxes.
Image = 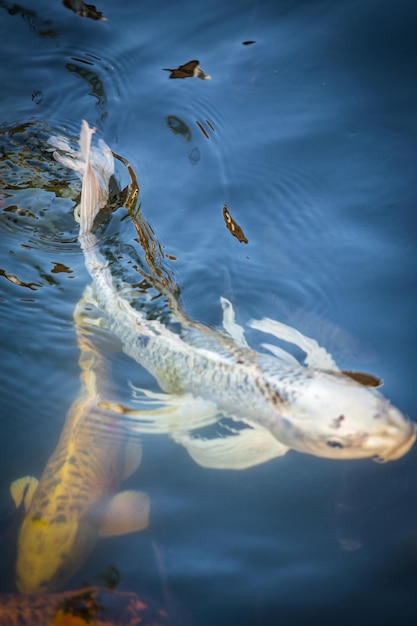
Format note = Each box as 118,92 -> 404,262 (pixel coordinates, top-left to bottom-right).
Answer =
51,262 -> 73,275
195,119 -> 215,140
223,205 -> 248,244
63,0 -> 106,21
163,60 -> 211,80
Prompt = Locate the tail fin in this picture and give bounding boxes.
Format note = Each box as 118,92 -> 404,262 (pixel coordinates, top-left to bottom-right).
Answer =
52,120 -> 114,236
79,120 -> 101,236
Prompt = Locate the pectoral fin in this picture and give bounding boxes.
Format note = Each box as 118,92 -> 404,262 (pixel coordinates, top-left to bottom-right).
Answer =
98,490 -> 150,537
173,424 -> 289,470
122,439 -> 143,481
110,388 -> 219,435
10,476 -> 38,513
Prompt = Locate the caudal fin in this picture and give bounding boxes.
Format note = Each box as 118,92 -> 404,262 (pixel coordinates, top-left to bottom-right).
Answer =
52,120 -> 114,237
78,120 -> 115,236
78,120 -> 100,236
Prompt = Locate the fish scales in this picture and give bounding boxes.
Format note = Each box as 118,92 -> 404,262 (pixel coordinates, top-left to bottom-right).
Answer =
54,120 -> 416,466
81,237 -> 290,424
12,320 -> 149,593
78,243 -> 290,422
28,340 -> 123,521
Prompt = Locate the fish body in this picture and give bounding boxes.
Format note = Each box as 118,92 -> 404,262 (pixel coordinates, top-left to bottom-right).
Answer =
52,120 -> 415,467
0,586 -> 169,626
11,321 -> 149,593
102,304 -> 416,465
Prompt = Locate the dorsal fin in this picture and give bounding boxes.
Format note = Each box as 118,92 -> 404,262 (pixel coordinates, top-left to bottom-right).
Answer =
342,370 -> 383,387
220,297 -> 248,347
249,317 -> 339,370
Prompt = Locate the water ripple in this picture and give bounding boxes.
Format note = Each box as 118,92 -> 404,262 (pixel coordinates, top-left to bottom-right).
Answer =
0,121 -> 81,253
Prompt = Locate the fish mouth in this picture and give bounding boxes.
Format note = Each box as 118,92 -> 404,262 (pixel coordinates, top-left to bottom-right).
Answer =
373,419 -> 416,463
294,419 -> 416,462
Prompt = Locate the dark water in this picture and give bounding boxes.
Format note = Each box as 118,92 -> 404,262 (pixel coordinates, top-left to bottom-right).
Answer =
1,0 -> 417,624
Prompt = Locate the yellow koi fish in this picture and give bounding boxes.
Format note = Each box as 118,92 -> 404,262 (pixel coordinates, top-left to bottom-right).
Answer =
10,306 -> 149,594
0,586 -> 169,626
50,120 -> 415,470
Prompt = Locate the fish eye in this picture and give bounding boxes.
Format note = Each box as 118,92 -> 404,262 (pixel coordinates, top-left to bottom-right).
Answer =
326,438 -> 344,449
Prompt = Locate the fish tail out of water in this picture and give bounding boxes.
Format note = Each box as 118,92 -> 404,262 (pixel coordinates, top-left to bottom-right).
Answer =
53,120 -> 122,315
79,120 -> 98,237
78,120 -> 111,237
52,119 -> 114,238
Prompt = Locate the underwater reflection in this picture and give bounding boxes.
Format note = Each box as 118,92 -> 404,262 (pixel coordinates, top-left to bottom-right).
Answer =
0,121 -> 79,199
165,115 -> 201,164
0,0 -> 57,38
163,59 -> 211,80
166,115 -> 192,142
66,57 -> 107,123
0,267 -> 40,290
0,121 -> 84,292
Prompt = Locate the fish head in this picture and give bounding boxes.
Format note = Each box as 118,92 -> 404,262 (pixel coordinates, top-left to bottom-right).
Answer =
269,368 -> 416,462
15,513 -> 97,593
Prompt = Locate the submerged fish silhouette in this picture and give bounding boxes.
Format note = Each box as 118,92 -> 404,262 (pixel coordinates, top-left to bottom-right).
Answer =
51,120 -> 415,470
11,305 -> 149,593
0,586 -> 170,626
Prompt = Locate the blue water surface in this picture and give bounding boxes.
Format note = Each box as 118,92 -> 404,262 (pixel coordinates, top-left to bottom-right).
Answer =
0,1 -> 416,624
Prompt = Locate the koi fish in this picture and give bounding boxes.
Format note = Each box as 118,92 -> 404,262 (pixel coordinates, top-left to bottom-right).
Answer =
0,586 -> 169,626
11,305 -> 149,593
51,120 -> 415,470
